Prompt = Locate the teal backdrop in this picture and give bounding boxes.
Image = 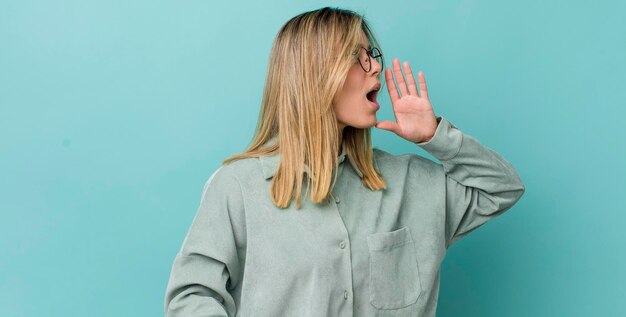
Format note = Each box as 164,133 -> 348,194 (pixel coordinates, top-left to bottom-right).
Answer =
1,1 -> 625,316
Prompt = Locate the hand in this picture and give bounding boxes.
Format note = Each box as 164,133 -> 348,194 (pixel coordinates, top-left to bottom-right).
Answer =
375,58 -> 439,144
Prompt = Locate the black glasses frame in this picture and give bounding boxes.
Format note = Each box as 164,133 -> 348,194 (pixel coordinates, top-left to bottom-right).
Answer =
353,46 -> 383,73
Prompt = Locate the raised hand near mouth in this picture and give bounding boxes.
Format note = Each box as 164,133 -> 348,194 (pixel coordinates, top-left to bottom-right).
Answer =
375,58 -> 439,144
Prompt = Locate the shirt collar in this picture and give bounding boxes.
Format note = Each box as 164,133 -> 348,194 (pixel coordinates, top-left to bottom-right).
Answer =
259,135 -> 364,180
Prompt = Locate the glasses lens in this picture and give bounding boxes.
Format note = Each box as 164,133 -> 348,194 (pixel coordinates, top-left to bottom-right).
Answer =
371,47 -> 383,70
359,47 -> 370,72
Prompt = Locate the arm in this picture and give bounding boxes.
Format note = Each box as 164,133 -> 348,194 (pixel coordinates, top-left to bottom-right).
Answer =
416,116 -> 526,249
376,61 -> 524,248
164,166 -> 242,316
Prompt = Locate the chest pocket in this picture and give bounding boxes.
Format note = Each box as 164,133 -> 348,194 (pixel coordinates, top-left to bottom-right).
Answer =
367,226 -> 422,310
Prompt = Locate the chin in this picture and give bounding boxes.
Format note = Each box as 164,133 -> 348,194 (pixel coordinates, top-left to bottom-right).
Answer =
345,115 -> 378,129
366,112 -> 378,127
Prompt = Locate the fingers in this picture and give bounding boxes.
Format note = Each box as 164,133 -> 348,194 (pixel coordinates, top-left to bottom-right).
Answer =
418,71 -> 429,100
384,67 -> 399,103
385,57 -> 429,101
375,120 -> 399,134
392,58 -> 409,97
403,61 -> 419,96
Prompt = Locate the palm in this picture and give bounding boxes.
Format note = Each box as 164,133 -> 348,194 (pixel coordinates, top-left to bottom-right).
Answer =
375,58 -> 438,144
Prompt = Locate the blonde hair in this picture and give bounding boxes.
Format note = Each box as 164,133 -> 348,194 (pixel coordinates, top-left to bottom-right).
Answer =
223,6 -> 386,209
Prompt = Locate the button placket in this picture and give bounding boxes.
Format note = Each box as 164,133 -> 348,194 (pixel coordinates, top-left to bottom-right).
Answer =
329,191 -> 341,204
331,157 -> 353,306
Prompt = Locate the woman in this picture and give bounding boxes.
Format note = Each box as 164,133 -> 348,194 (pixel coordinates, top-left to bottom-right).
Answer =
164,6 -> 525,317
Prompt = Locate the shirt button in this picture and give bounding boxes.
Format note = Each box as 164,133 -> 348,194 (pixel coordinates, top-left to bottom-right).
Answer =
339,241 -> 346,249
335,196 -> 341,204
344,290 -> 349,300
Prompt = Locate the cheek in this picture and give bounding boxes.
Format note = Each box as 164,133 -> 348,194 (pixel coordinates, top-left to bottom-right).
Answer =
346,67 -> 365,92
335,69 -> 365,105
333,91 -> 363,118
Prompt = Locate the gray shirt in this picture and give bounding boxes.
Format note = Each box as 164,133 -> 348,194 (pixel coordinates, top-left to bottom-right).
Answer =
164,115 -> 525,316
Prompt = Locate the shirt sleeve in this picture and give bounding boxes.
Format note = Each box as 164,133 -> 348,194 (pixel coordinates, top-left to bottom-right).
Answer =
416,116 -> 526,249
164,166 -> 243,316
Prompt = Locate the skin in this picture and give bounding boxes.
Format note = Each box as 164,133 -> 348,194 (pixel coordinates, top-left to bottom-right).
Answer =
331,38 -> 382,150
332,34 -> 440,155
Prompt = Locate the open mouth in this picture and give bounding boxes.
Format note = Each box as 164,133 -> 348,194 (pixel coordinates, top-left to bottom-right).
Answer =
366,83 -> 381,109
366,88 -> 378,103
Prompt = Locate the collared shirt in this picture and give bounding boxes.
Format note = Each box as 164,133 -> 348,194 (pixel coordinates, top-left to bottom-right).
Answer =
260,133 -> 364,204
164,115 -> 525,317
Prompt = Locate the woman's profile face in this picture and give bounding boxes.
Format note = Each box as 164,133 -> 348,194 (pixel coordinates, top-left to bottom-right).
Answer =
332,33 -> 382,131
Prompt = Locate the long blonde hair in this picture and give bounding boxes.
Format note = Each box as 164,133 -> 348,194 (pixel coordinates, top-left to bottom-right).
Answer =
223,6 -> 387,209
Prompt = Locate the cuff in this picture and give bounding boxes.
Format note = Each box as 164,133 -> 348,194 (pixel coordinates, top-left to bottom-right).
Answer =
415,115 -> 463,161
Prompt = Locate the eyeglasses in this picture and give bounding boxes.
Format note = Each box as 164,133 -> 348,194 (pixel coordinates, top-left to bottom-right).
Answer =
352,46 -> 383,73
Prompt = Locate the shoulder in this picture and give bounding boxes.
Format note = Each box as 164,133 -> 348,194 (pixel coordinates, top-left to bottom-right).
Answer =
373,146 -> 443,178
202,156 -> 267,191
201,158 -> 249,189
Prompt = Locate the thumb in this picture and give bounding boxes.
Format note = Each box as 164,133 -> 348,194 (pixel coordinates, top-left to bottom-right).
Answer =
375,120 -> 399,134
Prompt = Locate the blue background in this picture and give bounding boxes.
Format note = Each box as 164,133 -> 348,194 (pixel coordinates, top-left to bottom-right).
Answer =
1,1 -> 625,316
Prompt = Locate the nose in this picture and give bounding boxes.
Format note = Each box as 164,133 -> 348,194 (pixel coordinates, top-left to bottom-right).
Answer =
370,57 -> 383,76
